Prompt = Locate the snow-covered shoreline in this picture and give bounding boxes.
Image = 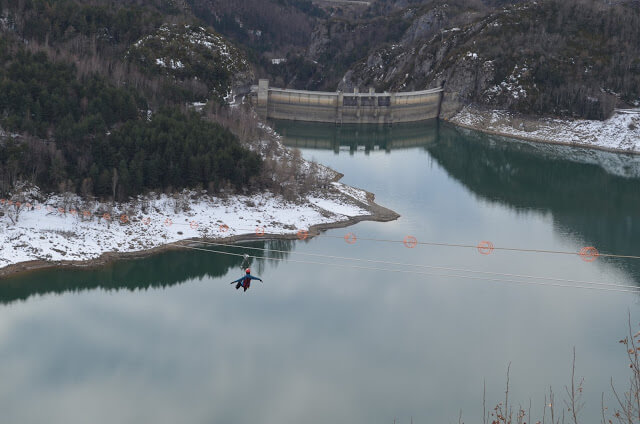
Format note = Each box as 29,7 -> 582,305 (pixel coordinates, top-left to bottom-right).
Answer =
0,182 -> 398,278
0,114 -> 400,279
449,105 -> 640,154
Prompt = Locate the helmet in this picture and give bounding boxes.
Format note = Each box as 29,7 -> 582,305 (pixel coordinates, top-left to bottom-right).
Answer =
245,268 -> 250,274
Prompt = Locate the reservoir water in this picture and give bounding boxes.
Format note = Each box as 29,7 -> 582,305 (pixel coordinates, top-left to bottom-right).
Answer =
1,122 -> 639,423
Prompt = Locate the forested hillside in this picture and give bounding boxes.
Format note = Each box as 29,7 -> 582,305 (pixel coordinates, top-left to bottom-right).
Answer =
185,0 -> 330,89
186,0 -> 325,52
340,0 -> 640,119
184,0 -> 639,120
2,0 -> 639,202
0,0 -> 261,200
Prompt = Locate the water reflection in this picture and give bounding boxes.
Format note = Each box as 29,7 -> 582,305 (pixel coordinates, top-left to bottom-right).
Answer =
427,127 -> 640,282
273,119 -> 438,153
2,121 -> 640,424
275,119 -> 640,283
0,240 -> 296,305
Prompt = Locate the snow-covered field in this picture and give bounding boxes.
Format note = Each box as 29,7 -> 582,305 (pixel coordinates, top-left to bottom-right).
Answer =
451,105 -> 640,153
0,183 -> 373,271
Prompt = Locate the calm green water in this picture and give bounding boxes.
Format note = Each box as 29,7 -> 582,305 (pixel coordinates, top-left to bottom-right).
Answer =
1,121 -> 639,424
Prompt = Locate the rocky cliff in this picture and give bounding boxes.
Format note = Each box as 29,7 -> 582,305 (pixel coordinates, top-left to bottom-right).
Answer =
334,0 -> 640,120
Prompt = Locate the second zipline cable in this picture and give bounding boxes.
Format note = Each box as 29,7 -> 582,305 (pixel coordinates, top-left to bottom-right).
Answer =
188,239 -> 639,292
169,243 -> 640,295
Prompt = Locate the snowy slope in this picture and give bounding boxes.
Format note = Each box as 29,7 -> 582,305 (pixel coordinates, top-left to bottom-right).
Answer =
451,106 -> 640,154
0,185 -> 373,270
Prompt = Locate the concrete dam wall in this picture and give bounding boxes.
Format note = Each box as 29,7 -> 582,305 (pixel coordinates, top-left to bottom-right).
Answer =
253,80 -> 444,125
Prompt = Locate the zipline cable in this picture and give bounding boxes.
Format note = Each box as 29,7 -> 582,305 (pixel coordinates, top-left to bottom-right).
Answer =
168,243 -> 640,295
228,225 -> 640,261
190,239 -> 639,292
13,204 -> 640,261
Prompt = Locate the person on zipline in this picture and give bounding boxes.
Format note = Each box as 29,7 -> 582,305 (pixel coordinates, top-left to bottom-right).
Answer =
231,268 -> 263,292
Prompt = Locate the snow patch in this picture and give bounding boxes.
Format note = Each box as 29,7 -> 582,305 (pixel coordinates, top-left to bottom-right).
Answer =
307,196 -> 367,218
485,63 -> 529,100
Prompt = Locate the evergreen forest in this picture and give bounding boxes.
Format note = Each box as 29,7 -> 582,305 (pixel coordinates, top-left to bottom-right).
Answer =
0,0 -> 261,200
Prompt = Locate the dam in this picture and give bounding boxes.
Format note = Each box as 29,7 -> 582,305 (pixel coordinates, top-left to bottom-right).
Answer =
252,79 -> 444,125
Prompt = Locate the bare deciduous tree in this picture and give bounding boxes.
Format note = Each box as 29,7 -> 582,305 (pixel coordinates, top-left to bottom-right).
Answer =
610,314 -> 640,424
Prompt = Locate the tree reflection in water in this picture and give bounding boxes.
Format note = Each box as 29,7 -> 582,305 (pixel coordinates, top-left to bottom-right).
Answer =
0,239 -> 296,305
276,118 -> 640,285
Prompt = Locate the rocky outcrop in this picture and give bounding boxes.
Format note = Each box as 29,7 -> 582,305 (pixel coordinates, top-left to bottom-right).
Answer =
128,24 -> 252,101
400,8 -> 447,45
337,19 -> 495,119
336,0 -> 640,120
307,24 -> 330,61
335,3 -> 493,118
438,53 -> 495,119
